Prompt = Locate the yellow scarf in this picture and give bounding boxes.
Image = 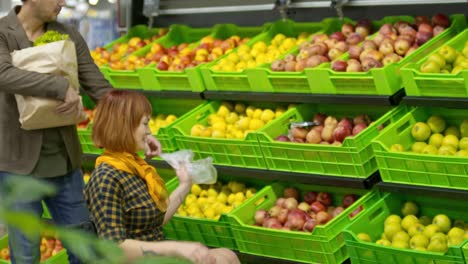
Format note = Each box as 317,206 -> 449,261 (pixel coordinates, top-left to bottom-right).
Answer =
95,151 -> 169,212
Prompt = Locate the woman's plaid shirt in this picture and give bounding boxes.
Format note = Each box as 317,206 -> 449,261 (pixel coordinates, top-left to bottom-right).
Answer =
85,163 -> 165,243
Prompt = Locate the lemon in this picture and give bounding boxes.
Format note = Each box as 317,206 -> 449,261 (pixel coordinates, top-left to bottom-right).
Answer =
245,188 -> 257,199
207,188 -> 218,197
260,109 -> 275,122
225,112 -> 239,124
234,103 -> 246,114
223,205 -> 233,214
191,184 -> 202,196
237,117 -> 251,130
165,114 -> 177,123
234,192 -> 245,203
227,53 -> 240,63
190,124 -> 205,136
252,109 -> 263,119
199,190 -> 209,197
201,127 -> 213,137
216,192 -> 228,204
217,105 -> 230,117
227,193 -> 236,205
249,119 -> 265,130
235,130 -> 244,139
211,129 -> 225,138
184,194 -> 197,204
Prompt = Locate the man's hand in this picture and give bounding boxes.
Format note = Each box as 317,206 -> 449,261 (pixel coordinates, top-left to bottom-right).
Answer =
145,135 -> 162,159
56,86 -> 80,115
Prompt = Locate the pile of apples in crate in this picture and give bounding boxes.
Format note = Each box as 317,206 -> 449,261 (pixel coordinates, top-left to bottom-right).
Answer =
420,40 -> 468,74
90,29 -> 168,67
276,112 -> 378,145
391,115 -> 468,156
177,182 -> 257,220
190,101 -> 288,139
357,201 -> 468,253
0,237 -> 64,262
254,187 -> 361,232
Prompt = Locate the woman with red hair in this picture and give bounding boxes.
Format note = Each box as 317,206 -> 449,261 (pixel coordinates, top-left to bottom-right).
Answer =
85,90 -> 239,264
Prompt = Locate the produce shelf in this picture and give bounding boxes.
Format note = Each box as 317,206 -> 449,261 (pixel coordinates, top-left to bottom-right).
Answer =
376,181 -> 468,201
402,96 -> 468,109
82,154 -> 380,189
203,89 -> 405,105
114,88 -> 204,99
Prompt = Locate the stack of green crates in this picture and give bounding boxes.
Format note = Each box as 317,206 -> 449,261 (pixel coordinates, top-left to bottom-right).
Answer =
311,14 -> 466,95
372,106 -> 468,190
402,28 -> 468,98
227,182 -> 380,263
257,103 -> 408,178
342,191 -> 468,264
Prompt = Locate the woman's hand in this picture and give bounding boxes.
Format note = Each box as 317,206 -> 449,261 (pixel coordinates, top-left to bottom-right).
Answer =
175,164 -> 191,187
145,135 -> 162,158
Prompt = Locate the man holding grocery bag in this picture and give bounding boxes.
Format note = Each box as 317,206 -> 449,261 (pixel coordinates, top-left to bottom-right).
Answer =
0,0 -> 161,263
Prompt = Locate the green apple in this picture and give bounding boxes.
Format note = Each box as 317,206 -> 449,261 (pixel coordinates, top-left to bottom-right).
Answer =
409,234 -> 429,249
391,240 -> 409,249
428,133 -> 444,148
447,227 -> 464,246
408,223 -> 425,237
401,201 -> 419,217
456,150 -> 468,157
376,239 -> 391,246
427,239 -> 448,253
357,232 -> 372,242
427,115 -> 446,133
401,215 -> 419,231
438,45 -> 458,64
384,223 -> 402,241
393,231 -> 410,243
444,126 -> 461,138
421,145 -> 438,155
438,145 -> 456,156
431,232 -> 447,242
411,142 -> 427,153
420,60 -> 441,73
458,137 -> 468,150
411,122 -> 432,141
390,143 -> 405,152
433,214 -> 452,233
384,214 -> 402,226
426,53 -> 446,68
459,119 -> 468,137
419,215 -> 432,226
441,135 -> 459,150
424,224 -> 440,238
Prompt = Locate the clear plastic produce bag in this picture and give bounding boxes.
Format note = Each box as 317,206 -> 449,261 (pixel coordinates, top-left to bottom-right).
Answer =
160,150 -> 217,184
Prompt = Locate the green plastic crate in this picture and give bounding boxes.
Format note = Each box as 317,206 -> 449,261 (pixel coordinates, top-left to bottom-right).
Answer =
343,192 -> 468,264
200,18 -> 329,93
170,100 -> 275,169
136,24 -> 265,92
372,107 -> 468,190
311,14 -> 467,95
257,104 -> 408,178
227,182 -> 380,263
102,24 -> 213,89
0,235 -> 68,264
162,176 -> 268,250
463,242 -> 468,263
402,28 -> 468,98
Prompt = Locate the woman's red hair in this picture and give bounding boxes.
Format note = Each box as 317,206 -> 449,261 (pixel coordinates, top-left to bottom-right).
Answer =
92,90 -> 152,152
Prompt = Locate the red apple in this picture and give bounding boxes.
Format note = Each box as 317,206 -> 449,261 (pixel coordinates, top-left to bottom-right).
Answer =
156,61 -> 169,71
328,48 -> 344,61
361,58 -> 383,71
276,197 -> 286,208
353,114 -> 371,125
431,13 -> 450,28
275,135 -> 290,142
268,205 -> 281,217
352,123 -> 368,135
284,197 -> 298,210
284,187 -> 299,200
310,201 -> 326,213
303,191 -> 318,204
346,33 -> 363,45
317,192 -> 332,206
316,211 -> 332,225
394,38 -> 411,56
372,34 -> 385,46
330,31 -> 346,42
342,194 -> 359,208
415,31 -> 433,46
302,218 -> 317,232
255,209 -> 268,225
331,60 -> 348,72
338,117 -> 353,129
313,112 -> 327,125
346,61 -> 362,72
379,24 -> 396,35
335,41 -> 349,52
341,23 -> 355,37
298,202 -> 310,212
418,23 -> 433,34
348,45 -> 363,60
284,54 -> 296,62
263,217 -> 282,228
306,55 -> 323,68
433,25 -> 445,36
414,15 -> 430,27
284,61 -> 297,72
355,25 -> 371,38
309,43 -> 328,56
271,59 -> 286,71
379,41 -> 394,55
306,129 -> 322,144
312,33 -> 329,43
333,125 -> 352,143
277,208 -> 289,224
362,40 -> 378,51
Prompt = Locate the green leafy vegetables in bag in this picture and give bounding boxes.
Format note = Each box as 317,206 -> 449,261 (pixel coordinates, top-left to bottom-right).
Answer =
33,30 -> 69,46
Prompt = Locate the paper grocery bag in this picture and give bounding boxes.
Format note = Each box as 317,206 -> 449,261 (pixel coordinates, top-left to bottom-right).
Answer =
11,40 -> 87,130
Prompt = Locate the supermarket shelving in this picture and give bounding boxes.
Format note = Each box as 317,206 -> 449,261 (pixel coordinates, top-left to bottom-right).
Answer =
402,96 -> 468,109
